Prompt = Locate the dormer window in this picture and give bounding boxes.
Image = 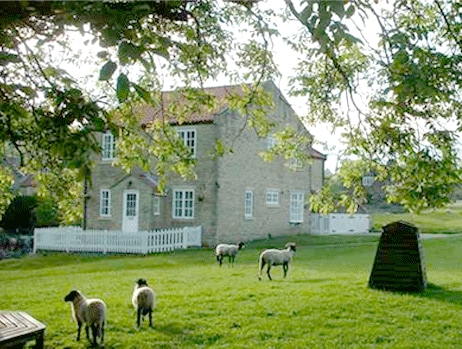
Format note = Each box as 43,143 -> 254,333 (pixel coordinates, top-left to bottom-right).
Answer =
102,132 -> 116,160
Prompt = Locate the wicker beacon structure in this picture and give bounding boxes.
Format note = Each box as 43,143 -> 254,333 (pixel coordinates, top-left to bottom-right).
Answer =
369,221 -> 427,292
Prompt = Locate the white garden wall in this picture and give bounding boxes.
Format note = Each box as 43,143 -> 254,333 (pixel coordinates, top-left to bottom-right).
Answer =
311,214 -> 372,235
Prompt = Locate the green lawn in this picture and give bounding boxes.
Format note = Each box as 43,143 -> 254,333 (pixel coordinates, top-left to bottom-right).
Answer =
372,202 -> 462,234
2,234 -> 462,348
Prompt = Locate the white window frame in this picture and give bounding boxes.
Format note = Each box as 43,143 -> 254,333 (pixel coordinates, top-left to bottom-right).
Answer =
153,196 -> 160,216
266,189 -> 280,206
362,175 -> 374,187
177,127 -> 197,158
244,190 -> 254,219
289,191 -> 304,223
266,135 -> 276,150
289,157 -> 303,170
172,189 -> 194,219
99,189 -> 111,217
102,132 -> 116,160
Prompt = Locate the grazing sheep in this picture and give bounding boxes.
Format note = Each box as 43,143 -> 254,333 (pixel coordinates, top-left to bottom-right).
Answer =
215,242 -> 245,267
258,242 -> 297,281
132,278 -> 156,327
64,290 -> 106,346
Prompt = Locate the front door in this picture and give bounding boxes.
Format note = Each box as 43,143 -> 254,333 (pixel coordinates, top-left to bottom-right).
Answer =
122,190 -> 139,232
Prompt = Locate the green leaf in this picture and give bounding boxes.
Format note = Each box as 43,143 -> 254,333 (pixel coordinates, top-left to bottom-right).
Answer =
116,73 -> 130,102
96,51 -> 109,59
330,1 -> 345,19
345,4 -> 355,18
152,48 -> 170,61
0,52 -> 20,65
132,83 -> 152,103
99,61 -> 117,81
118,42 -> 142,65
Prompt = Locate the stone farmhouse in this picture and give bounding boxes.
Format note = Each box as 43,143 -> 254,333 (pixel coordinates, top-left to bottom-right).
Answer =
85,81 -> 325,247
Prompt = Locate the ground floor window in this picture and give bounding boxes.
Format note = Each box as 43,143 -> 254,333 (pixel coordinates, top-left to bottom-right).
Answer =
153,196 -> 161,216
244,190 -> 253,219
290,191 -> 304,223
173,189 -> 194,219
99,189 -> 111,217
266,189 -> 280,206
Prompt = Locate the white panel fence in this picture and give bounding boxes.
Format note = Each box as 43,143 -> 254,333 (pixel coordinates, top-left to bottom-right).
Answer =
33,226 -> 202,254
311,214 -> 372,235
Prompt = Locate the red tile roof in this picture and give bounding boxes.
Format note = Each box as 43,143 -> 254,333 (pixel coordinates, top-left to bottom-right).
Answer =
309,148 -> 327,160
137,84 -> 246,126
134,82 -> 326,161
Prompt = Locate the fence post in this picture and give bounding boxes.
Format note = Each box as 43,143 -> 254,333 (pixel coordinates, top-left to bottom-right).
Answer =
142,231 -> 148,255
66,228 -> 70,253
103,230 -> 107,255
33,229 -> 37,254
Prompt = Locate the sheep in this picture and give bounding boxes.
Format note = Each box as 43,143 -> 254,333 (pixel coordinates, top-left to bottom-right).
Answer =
215,242 -> 245,267
132,278 -> 156,327
258,242 -> 297,281
64,289 -> 106,346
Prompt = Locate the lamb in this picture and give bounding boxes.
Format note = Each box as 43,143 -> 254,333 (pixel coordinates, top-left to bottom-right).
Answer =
215,242 -> 245,267
132,278 -> 156,327
258,242 -> 297,281
64,289 -> 106,346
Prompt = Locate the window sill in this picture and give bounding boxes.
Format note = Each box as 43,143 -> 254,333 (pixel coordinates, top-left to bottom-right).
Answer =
289,222 -> 303,226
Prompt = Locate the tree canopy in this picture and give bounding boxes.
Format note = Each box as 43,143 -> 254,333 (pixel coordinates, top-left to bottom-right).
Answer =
1,0 -> 461,222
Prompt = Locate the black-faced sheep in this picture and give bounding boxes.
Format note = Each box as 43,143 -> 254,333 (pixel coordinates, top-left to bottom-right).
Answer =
64,289 -> 106,346
258,242 -> 297,280
215,242 -> 245,267
132,278 -> 156,327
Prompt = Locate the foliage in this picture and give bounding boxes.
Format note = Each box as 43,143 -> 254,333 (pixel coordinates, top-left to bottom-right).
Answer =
286,0 -> 462,213
0,0 -> 287,220
0,194 -> 61,234
0,195 -> 37,233
34,196 -> 59,228
3,235 -> 462,347
2,0 -> 462,219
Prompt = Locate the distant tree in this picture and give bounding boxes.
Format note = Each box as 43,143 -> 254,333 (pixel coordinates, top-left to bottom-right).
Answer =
0,195 -> 37,234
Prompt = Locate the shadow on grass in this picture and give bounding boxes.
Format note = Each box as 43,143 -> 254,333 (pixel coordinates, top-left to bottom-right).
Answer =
155,322 -> 224,347
415,282 -> 462,306
291,278 -> 333,284
375,283 -> 462,306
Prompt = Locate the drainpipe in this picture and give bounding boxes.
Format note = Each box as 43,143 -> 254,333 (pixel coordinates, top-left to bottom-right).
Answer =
83,177 -> 88,231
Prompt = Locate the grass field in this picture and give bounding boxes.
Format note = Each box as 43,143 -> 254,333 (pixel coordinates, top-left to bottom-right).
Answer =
372,202 -> 462,234
2,234 -> 462,348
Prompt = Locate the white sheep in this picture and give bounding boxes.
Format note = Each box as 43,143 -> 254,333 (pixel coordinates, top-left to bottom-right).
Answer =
132,278 -> 156,327
215,242 -> 245,267
64,289 -> 106,346
258,242 -> 297,281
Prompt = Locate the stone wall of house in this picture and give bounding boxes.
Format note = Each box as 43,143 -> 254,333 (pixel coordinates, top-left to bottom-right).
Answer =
86,159 -> 156,231
147,123 -> 219,244
210,83 -> 313,245
310,158 -> 325,191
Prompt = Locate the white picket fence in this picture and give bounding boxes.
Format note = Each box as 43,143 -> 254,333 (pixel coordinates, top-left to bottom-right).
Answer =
33,226 -> 202,254
311,214 -> 372,235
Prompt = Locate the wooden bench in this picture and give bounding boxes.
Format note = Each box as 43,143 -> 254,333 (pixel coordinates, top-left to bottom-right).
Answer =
0,311 -> 45,349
